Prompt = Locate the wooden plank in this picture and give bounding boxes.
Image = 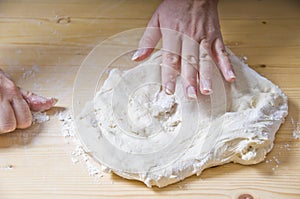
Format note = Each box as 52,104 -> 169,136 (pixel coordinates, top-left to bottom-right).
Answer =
0,0 -> 299,198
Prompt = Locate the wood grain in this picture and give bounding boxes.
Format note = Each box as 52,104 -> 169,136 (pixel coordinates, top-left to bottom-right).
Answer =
0,0 -> 299,198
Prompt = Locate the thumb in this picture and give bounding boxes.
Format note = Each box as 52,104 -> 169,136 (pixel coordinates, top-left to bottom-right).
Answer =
132,14 -> 161,61
20,89 -> 58,112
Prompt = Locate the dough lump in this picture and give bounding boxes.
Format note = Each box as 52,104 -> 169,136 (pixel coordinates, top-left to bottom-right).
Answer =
91,49 -> 288,187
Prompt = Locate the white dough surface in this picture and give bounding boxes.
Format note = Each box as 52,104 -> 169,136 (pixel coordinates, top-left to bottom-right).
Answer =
83,49 -> 288,187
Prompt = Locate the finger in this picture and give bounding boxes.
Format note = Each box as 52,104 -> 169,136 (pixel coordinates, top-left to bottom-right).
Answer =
161,51 -> 180,95
11,98 -> 32,129
20,89 -> 58,112
132,13 -> 161,61
181,35 -> 199,100
161,29 -> 182,95
0,101 -> 16,134
212,37 -> 235,82
199,39 -> 214,95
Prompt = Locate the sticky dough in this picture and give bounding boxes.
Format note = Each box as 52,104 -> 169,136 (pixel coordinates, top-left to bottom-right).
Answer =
90,49 -> 288,187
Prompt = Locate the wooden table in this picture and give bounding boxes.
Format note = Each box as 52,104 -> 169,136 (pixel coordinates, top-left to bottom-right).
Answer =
0,0 -> 299,198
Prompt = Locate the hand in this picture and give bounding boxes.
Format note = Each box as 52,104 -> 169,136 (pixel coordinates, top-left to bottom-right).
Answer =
132,0 -> 235,99
0,69 -> 57,134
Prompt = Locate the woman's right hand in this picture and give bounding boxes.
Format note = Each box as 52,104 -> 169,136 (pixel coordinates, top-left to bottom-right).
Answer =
132,0 -> 235,99
0,69 -> 57,134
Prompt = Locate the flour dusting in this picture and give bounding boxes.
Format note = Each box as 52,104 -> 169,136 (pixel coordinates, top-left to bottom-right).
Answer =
55,110 -> 104,181
291,117 -> 300,139
32,112 -> 50,124
22,65 -> 40,80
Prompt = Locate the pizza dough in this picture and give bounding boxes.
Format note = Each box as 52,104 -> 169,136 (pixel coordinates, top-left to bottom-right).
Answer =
88,49 -> 288,187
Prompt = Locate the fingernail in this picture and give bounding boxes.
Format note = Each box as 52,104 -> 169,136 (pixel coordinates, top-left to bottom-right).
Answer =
131,49 -> 144,61
226,70 -> 236,80
202,89 -> 213,95
165,82 -> 175,95
49,97 -> 58,105
187,86 -> 197,100
201,79 -> 213,95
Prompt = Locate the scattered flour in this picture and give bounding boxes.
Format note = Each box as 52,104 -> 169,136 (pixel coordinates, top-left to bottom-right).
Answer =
265,143 -> 292,173
177,183 -> 189,190
265,118 -> 300,174
56,111 -> 76,138
273,156 -> 281,164
32,112 -> 50,124
22,65 -> 40,80
17,65 -> 40,86
55,110 -> 104,182
291,117 -> 300,139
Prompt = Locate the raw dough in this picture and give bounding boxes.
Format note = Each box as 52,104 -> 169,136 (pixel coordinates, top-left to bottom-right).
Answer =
90,49 -> 288,187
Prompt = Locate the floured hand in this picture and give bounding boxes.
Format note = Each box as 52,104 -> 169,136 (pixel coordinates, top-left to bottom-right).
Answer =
132,0 -> 235,99
0,69 -> 57,134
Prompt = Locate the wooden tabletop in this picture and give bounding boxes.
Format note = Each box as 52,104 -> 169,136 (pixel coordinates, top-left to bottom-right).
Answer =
0,0 -> 299,198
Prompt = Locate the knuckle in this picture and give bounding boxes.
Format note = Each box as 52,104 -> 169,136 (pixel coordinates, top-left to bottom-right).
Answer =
0,122 -> 16,134
22,117 -> 33,128
182,55 -> 198,66
4,78 -> 16,89
139,35 -> 156,48
200,53 -> 213,63
4,82 -> 19,95
207,28 -> 221,36
200,52 -> 210,59
200,39 -> 211,50
18,117 -> 32,129
164,52 -> 179,64
187,55 -> 198,65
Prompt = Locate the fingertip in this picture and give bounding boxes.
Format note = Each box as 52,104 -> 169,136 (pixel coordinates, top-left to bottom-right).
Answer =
186,86 -> 197,100
0,125 -> 16,134
225,69 -> 236,82
17,116 -> 32,129
199,79 -> 213,95
164,81 -> 175,95
51,98 -> 58,106
200,87 -> 213,95
23,92 -> 57,112
0,122 -> 16,134
131,48 -> 154,62
31,97 -> 57,112
227,77 -> 236,83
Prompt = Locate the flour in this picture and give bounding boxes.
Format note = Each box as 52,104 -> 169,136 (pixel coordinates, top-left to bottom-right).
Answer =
126,85 -> 181,137
56,111 -> 76,138
291,117 -> 300,139
55,110 -> 104,181
78,49 -> 288,187
22,65 -> 39,80
32,112 -> 50,124
264,141 -> 293,174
